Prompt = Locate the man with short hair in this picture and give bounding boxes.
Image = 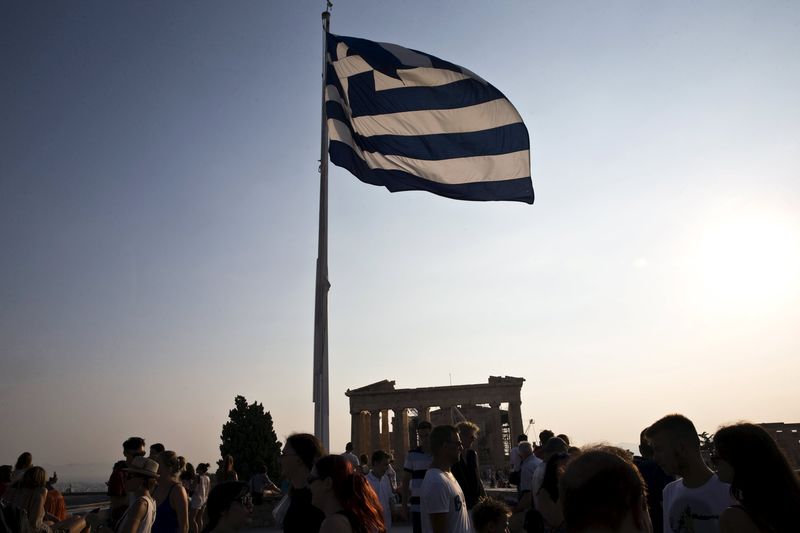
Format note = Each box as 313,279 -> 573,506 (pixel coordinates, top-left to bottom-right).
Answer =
560,445 -> 652,533
403,421 -> 433,533
472,497 -> 511,533
534,430 -> 554,460
92,436 -> 146,529
420,425 -> 472,533
342,441 -> 360,468
367,450 -> 394,530
634,426 -> 674,533
148,442 -> 165,460
451,421 -> 486,510
509,434 -> 528,472
646,414 -> 732,533
512,442 -> 541,514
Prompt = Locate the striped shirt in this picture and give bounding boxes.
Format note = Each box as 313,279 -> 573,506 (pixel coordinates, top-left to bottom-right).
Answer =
404,446 -> 432,513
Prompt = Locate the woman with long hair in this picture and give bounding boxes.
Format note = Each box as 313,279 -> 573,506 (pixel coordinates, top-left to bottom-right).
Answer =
190,463 -> 212,533
309,454 -> 386,533
280,433 -> 326,533
152,451 -> 190,533
11,452 -> 33,483
713,423 -> 800,533
200,481 -> 253,533
2,466 -> 86,533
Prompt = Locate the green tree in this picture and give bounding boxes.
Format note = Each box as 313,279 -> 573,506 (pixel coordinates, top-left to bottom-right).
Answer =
698,431 -> 715,469
220,395 -> 282,481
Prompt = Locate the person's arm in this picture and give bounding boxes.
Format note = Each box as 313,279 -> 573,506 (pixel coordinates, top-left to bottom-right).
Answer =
29,488 -> 47,528
400,470 -> 412,518
319,514 -> 353,533
171,484 -> 190,533
117,498 -> 147,533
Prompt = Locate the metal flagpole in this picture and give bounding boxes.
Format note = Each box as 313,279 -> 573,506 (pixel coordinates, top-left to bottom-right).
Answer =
313,6 -> 331,451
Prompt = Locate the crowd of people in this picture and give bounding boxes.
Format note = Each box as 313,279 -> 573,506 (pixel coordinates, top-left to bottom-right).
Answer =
1,413 -> 798,533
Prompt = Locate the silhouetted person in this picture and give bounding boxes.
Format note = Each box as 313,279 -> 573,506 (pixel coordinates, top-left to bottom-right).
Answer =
647,414 -> 732,533
634,427 -> 674,533
560,446 -> 652,533
420,425 -> 472,533
713,422 -> 800,533
341,442 -> 360,468
451,421 -> 486,510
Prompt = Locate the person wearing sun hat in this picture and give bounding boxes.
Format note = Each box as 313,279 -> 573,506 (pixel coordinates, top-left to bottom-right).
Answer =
114,456 -> 159,533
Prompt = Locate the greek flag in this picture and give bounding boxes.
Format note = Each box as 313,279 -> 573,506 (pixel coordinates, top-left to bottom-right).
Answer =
325,34 -> 534,204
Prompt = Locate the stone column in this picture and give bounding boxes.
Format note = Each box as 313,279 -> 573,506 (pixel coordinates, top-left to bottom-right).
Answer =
508,401 -> 524,442
381,409 -> 391,450
417,406 -> 431,423
350,412 -> 361,455
360,412 -> 371,456
489,402 -> 505,469
370,410 -> 381,455
392,407 -> 409,468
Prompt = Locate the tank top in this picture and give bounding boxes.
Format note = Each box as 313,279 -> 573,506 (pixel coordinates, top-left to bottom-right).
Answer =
118,495 -> 156,533
152,483 -> 180,533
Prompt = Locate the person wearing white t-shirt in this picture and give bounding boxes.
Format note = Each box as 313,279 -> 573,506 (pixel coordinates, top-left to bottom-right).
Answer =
647,414 -> 733,533
367,450 -> 394,530
420,425 -> 474,533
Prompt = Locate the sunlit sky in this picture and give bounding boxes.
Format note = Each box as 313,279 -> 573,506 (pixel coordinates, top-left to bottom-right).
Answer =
2,1 -> 799,476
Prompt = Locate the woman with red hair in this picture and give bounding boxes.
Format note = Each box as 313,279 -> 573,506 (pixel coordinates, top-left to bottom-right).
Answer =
309,455 -> 386,533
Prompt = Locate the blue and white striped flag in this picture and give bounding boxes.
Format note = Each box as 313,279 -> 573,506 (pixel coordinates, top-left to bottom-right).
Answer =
325,34 -> 534,204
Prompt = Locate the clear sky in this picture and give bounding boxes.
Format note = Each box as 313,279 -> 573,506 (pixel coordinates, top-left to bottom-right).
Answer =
2,1 -> 799,473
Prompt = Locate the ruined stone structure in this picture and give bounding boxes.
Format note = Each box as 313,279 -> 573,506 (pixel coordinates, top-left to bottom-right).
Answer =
760,422 -> 800,470
345,376 -> 525,470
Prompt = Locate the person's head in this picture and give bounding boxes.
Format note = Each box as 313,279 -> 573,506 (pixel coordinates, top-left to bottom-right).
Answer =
472,497 -> 511,533
157,451 -> 182,478
21,466 -> 46,489
308,455 -> 384,531
123,437 -> 146,464
14,452 -> 32,471
197,462 -> 210,475
517,434 -> 528,443
345,442 -> 354,452
712,423 -> 800,532
417,420 -> 433,448
457,421 -> 480,450
542,437 -> 569,461
556,434 -> 571,446
181,462 -> 196,481
645,414 -> 700,476
123,456 -> 159,494
430,425 -> 463,463
638,427 -> 654,459
371,450 -> 390,477
283,433 -> 325,478
539,429 -> 555,446
203,481 -> 252,532
359,454 -> 369,466
223,454 -> 235,471
148,442 -> 165,459
518,441 -> 533,459
0,465 -> 12,483
560,446 -> 651,533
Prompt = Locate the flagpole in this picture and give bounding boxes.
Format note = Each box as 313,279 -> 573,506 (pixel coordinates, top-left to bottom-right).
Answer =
313,7 -> 331,452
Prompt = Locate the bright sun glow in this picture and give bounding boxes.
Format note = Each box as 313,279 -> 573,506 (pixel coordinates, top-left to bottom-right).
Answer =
693,209 -> 800,311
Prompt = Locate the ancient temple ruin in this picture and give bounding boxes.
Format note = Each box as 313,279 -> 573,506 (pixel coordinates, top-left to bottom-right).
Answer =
345,376 -> 525,469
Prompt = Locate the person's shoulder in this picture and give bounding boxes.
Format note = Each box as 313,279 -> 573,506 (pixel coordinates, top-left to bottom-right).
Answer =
720,506 -> 761,533
320,513 -> 353,533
